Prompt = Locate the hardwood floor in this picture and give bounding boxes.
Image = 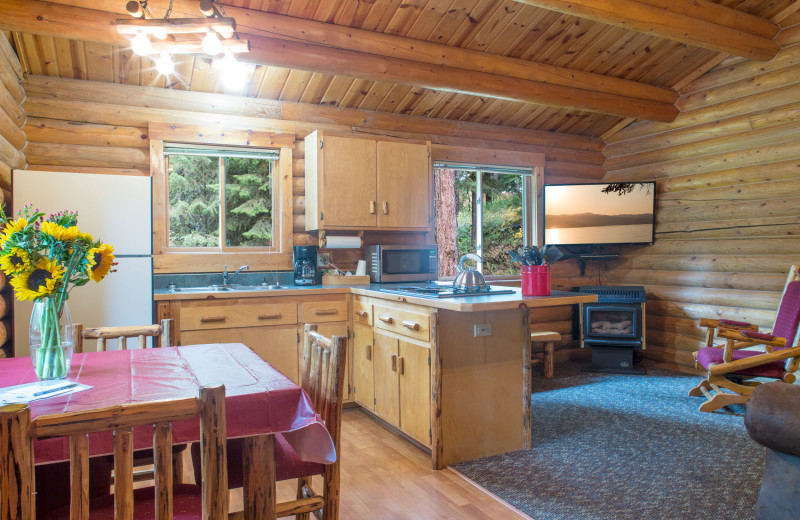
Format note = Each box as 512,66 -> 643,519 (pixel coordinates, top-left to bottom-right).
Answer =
227,408 -> 532,519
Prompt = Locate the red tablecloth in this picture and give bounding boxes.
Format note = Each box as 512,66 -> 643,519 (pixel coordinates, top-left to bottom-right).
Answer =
0,343 -> 335,466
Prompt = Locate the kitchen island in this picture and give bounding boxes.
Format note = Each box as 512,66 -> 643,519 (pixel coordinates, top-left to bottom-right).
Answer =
155,284 -> 596,468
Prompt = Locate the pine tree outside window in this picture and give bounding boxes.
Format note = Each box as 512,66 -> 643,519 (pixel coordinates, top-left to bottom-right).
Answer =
165,145 -> 278,251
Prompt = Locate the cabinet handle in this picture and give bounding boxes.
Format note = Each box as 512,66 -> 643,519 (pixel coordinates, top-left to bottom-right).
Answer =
401,320 -> 420,331
377,315 -> 394,324
355,310 -> 369,318
258,313 -> 282,320
369,201 -> 376,214
314,309 -> 338,316
382,201 -> 389,215
398,356 -> 405,375
366,344 -> 372,361
391,354 -> 397,372
200,315 -> 226,323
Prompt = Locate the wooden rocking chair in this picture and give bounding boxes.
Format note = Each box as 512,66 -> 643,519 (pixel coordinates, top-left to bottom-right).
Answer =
689,265 -> 800,412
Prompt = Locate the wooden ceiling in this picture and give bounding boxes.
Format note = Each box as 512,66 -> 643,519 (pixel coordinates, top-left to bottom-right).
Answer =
4,0 -> 798,138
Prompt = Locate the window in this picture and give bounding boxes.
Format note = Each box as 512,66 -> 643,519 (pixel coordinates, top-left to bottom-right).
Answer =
434,165 -> 533,276
165,145 -> 278,250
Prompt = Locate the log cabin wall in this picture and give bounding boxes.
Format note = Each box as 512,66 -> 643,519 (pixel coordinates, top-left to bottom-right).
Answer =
19,74 -> 605,272
602,34 -> 800,372
0,32 -> 25,358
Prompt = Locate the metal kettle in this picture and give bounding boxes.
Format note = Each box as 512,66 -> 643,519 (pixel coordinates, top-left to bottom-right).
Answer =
453,254 -> 486,290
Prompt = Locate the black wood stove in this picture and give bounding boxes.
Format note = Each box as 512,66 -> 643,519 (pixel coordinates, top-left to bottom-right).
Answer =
578,286 -> 646,372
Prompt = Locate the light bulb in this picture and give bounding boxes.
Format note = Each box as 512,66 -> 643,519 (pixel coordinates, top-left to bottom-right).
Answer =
220,53 -> 251,91
202,30 -> 222,56
131,32 -> 152,56
156,51 -> 174,75
220,51 -> 237,71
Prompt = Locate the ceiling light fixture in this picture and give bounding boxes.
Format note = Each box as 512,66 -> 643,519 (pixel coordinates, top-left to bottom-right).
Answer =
116,0 -> 250,76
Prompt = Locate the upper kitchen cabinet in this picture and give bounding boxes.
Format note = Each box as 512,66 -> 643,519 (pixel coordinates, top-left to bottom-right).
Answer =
305,131 -> 431,231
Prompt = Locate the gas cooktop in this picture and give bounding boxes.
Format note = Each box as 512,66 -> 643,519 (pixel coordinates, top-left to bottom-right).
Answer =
379,282 -> 515,299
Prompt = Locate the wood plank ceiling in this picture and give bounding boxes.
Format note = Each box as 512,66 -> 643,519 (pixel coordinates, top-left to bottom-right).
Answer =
7,0 -> 797,137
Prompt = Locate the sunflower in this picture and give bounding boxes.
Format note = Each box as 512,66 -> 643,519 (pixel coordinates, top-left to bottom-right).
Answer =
10,258 -> 65,301
0,247 -> 31,275
0,217 -> 27,247
41,221 -> 81,241
85,244 -> 115,282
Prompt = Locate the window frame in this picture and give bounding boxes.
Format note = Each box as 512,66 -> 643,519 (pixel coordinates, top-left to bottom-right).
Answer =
149,123 -> 295,273
431,145 -> 545,278
164,145 -> 279,252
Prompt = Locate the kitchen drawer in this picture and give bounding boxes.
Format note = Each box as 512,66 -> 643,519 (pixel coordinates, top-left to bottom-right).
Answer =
180,301 -> 297,330
353,300 -> 373,326
373,304 -> 430,342
301,300 -> 348,323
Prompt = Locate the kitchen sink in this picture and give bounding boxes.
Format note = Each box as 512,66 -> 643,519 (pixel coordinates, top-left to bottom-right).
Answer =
169,284 -> 285,293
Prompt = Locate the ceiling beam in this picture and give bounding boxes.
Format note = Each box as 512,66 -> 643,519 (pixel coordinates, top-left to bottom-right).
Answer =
4,0 -> 679,122
100,0 -> 677,104
513,0 -> 780,61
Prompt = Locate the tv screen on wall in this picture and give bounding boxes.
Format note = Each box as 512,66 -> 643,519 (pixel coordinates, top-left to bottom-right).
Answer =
543,182 -> 656,246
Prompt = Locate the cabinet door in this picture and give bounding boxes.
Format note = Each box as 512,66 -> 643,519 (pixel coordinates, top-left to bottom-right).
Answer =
398,340 -> 431,446
321,136 -> 377,227
352,324 -> 374,410
373,331 -> 400,427
241,326 -> 300,384
307,322 -> 350,401
377,141 -> 430,229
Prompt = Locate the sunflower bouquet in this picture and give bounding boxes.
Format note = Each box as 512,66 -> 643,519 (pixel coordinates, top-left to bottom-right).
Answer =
0,204 -> 115,379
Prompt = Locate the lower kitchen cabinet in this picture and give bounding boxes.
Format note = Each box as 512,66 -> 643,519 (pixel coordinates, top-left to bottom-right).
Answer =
373,330 -> 431,446
352,323 -> 374,410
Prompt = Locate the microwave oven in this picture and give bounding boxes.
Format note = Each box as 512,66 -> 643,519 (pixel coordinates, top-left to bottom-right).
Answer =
366,245 -> 438,283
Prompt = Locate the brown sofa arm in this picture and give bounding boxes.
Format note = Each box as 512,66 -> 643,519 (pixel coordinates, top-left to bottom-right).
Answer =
744,382 -> 800,457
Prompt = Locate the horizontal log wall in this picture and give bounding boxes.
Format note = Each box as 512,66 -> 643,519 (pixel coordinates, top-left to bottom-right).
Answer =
20,75 -> 604,272
603,36 -> 800,373
0,32 -> 24,358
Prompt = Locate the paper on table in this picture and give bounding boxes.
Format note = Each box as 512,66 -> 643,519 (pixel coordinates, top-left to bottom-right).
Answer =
0,380 -> 92,404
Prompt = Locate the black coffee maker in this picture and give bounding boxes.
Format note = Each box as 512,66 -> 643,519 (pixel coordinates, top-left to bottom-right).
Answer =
293,245 -> 318,285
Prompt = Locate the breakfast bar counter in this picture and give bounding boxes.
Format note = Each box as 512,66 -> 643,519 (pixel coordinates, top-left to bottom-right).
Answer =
154,283 -> 596,469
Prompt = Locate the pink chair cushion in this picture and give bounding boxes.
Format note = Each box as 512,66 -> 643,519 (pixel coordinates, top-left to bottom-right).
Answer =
40,484 -> 204,520
741,330 -> 777,341
719,319 -> 752,328
772,280 -> 800,347
192,434 -> 326,488
696,346 -> 786,379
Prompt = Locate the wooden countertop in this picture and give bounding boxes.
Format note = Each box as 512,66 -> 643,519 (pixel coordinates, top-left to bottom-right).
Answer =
155,284 -> 597,311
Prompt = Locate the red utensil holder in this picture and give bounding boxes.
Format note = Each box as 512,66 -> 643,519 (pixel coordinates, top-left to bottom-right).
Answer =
521,265 -> 551,296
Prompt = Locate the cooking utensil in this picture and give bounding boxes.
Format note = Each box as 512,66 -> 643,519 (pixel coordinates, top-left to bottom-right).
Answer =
453,253 -> 487,290
542,245 -> 564,265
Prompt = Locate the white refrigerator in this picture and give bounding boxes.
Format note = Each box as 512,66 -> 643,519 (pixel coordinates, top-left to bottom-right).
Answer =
12,170 -> 153,356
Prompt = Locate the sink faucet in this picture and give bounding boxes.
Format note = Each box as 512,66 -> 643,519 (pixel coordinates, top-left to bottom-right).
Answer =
223,265 -> 249,285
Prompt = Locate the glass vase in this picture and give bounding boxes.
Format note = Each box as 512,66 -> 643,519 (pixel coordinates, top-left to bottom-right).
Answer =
29,297 -> 74,380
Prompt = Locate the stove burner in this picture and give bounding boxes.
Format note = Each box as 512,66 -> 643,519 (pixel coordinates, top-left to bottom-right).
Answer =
380,283 -> 515,299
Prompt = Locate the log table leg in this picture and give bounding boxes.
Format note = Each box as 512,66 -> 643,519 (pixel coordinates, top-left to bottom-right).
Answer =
243,434 -> 276,520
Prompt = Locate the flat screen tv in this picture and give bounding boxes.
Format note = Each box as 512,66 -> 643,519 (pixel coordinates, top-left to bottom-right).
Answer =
543,182 -> 656,246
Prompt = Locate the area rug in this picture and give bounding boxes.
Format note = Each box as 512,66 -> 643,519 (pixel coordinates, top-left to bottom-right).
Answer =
452,368 -> 764,520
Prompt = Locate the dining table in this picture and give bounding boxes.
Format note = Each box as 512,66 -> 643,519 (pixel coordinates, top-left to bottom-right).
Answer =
0,342 -> 336,519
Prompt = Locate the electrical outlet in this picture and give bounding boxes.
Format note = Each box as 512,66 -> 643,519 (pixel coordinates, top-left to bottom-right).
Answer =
474,324 -> 492,337
317,252 -> 331,268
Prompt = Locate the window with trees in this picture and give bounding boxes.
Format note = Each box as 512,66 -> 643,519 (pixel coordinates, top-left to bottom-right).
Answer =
435,166 -> 533,276
165,145 -> 278,250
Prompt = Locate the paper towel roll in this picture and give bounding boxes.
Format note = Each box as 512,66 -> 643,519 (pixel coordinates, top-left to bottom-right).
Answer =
324,236 -> 362,249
